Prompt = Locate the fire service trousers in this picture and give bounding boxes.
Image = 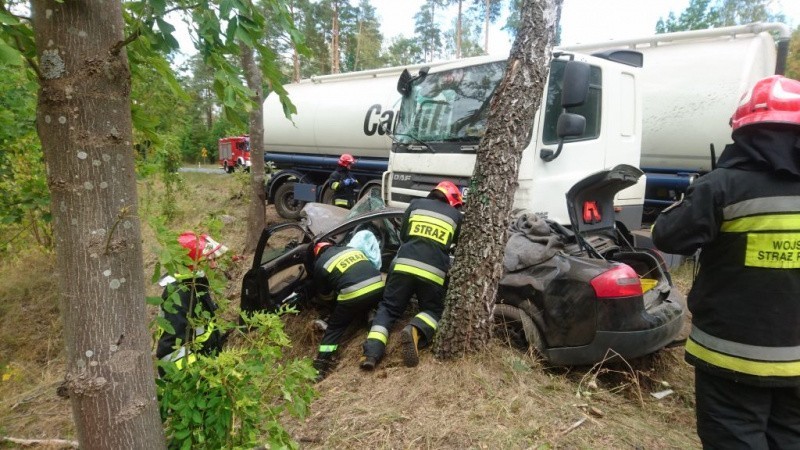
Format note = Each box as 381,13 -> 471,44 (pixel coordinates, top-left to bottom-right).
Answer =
317,290 -> 382,359
362,272 -> 445,361
694,368 -> 800,450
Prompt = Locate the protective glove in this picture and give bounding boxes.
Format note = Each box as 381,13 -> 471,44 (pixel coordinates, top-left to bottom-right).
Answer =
343,177 -> 358,187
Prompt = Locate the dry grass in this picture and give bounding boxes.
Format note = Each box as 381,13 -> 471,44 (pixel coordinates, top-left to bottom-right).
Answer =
0,170 -> 701,448
283,307 -> 699,449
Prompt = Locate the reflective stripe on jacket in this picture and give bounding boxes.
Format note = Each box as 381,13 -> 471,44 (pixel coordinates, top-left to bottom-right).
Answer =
653,168 -> 800,386
395,198 -> 462,278
314,245 -> 384,302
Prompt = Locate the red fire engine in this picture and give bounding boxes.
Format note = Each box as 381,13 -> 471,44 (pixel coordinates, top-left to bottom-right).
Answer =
218,135 -> 251,173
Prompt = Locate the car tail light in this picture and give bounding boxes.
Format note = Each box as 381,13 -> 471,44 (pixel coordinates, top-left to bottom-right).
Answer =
590,264 -> 643,298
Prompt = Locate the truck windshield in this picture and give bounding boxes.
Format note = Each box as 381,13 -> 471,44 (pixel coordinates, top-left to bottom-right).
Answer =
394,58 -> 602,153
394,61 -> 506,152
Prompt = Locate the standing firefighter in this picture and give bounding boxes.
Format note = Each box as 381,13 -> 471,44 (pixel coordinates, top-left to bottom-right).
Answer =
328,153 -> 359,208
156,232 -> 228,374
312,239 -> 385,381
652,75 -> 800,448
361,181 -> 463,370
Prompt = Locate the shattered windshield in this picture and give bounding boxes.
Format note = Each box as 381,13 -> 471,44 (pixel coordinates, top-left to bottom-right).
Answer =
394,61 -> 506,151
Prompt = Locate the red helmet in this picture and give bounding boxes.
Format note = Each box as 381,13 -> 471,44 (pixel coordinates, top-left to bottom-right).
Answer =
338,153 -> 355,168
314,241 -> 333,257
731,75 -> 800,132
178,232 -> 228,265
433,181 -> 463,208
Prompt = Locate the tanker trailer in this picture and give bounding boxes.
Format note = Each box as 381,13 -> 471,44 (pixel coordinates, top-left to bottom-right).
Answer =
563,22 -> 791,219
263,62 -> 445,219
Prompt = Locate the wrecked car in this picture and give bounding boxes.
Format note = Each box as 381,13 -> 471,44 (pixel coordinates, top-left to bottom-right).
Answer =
240,165 -> 685,365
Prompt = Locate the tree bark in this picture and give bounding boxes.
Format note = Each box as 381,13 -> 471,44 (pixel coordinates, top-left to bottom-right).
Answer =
331,1 -> 340,74
239,42 -> 266,254
433,0 -> 563,358
456,0 -> 463,59
290,1 -> 301,82
484,0 -> 491,53
31,1 -> 166,448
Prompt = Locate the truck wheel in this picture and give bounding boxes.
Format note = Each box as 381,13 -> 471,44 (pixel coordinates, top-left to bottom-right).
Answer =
224,162 -> 234,174
494,303 -> 545,358
320,184 -> 335,205
274,182 -> 305,220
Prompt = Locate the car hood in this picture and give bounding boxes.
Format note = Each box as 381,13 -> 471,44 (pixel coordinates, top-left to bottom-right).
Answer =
565,164 -> 643,236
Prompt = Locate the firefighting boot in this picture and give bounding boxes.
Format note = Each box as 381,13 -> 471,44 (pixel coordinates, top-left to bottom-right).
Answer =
401,325 -> 420,368
312,354 -> 336,382
359,355 -> 378,371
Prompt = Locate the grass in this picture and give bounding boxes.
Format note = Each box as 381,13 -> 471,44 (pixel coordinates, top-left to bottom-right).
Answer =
0,169 -> 701,448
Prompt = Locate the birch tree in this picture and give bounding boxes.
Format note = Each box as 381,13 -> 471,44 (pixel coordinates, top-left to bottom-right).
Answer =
434,0 -> 563,358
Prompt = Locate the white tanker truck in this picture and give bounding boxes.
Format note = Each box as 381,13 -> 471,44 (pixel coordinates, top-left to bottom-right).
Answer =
263,23 -> 790,223
262,63 -> 445,218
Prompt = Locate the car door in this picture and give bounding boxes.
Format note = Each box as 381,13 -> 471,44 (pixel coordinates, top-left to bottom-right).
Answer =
240,222 -> 313,317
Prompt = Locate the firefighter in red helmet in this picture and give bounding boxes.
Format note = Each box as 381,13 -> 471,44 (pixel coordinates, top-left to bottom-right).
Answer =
156,232 -> 227,374
327,153 -> 359,209
311,238 -> 384,381
361,181 -> 463,370
653,75 -> 800,447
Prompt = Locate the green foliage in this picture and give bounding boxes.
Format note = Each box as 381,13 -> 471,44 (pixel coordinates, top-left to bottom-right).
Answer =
149,225 -> 316,449
655,0 -> 786,33
158,312 -> 316,450
0,64 -> 50,251
415,0 -> 445,62
787,27 -> 800,80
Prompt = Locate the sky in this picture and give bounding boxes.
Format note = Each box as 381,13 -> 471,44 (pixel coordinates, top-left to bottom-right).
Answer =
174,0 -> 800,61
368,0 -> 800,56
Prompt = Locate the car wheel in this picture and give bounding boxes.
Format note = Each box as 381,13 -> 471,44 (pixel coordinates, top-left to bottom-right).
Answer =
494,303 -> 545,357
274,182 -> 305,220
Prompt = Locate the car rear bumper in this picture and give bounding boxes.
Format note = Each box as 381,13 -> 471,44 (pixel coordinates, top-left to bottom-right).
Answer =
544,295 -> 684,366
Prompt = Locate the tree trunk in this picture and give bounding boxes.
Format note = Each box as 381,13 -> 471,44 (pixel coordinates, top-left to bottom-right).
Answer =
456,0 -> 463,59
239,42 -> 266,254
290,1 -> 301,82
433,0 -> 563,358
331,1 -> 340,74
31,1 -> 166,448
484,0 -> 491,53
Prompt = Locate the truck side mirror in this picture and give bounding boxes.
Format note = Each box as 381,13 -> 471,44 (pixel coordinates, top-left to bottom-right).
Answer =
397,69 -> 412,96
556,112 -> 586,138
540,113 -> 586,162
561,61 -> 590,108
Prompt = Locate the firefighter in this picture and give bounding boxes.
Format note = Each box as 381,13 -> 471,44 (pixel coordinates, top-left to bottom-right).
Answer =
361,181 -> 463,370
312,239 -> 385,381
328,153 -> 359,208
652,75 -> 800,448
156,232 -> 227,374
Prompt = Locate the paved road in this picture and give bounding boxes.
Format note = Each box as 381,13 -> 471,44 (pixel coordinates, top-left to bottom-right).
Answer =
179,166 -> 227,174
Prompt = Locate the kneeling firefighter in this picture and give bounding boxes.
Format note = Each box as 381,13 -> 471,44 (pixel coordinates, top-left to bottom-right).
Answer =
312,237 -> 385,381
156,232 -> 227,373
361,181 -> 463,370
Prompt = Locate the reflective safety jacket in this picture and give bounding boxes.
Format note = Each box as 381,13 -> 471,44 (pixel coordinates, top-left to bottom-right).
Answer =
653,168 -> 800,387
328,167 -> 358,208
314,245 -> 384,301
393,198 -> 462,286
156,275 -> 223,370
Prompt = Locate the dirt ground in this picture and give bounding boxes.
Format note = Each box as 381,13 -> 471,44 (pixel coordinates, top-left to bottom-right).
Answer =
0,171 -> 701,449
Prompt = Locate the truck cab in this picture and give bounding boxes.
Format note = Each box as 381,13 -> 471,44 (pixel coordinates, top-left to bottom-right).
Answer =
383,52 -> 645,229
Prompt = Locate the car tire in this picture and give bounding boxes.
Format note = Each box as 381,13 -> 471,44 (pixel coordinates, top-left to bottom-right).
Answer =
274,182 -> 305,220
494,303 -> 545,357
